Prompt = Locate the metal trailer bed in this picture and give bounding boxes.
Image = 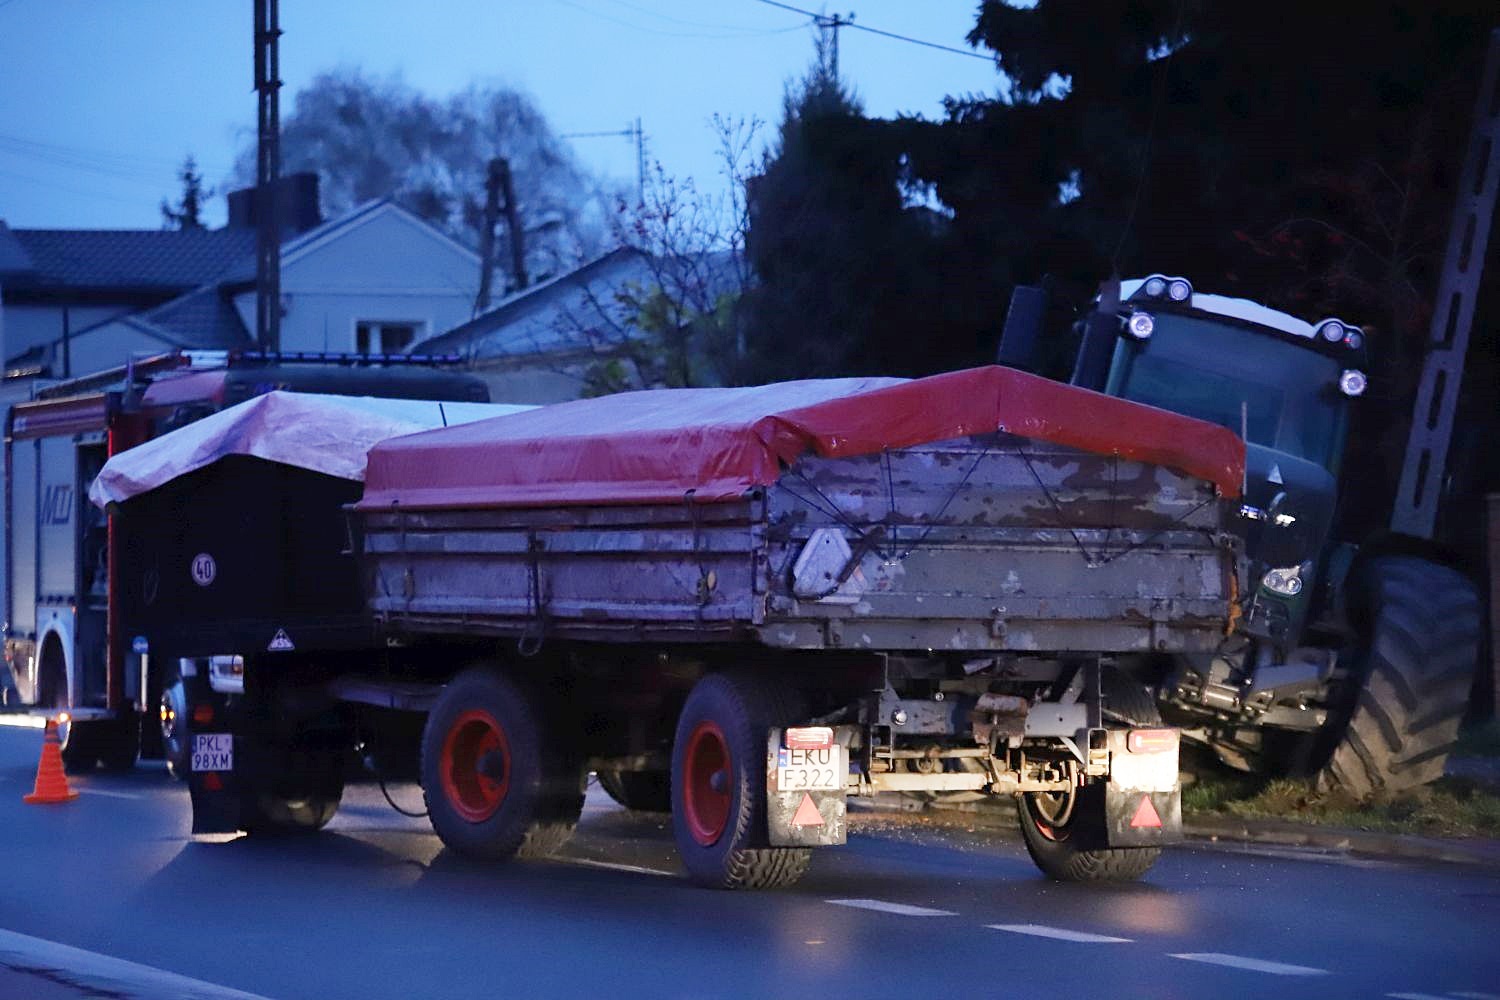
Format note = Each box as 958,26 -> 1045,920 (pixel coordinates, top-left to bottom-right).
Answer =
361,431 -> 1236,656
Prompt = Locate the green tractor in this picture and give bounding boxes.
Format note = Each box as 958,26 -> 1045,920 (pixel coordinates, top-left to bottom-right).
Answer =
998,274 -> 1483,798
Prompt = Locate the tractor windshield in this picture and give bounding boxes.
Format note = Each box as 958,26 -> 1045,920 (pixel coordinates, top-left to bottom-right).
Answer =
1105,312 -> 1348,470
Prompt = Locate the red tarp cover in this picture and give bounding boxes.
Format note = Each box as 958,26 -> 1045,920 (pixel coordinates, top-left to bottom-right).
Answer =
358,366 -> 1246,511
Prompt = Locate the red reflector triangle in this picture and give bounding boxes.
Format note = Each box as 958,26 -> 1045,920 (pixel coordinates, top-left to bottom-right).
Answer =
792,792 -> 824,827
1130,795 -> 1162,829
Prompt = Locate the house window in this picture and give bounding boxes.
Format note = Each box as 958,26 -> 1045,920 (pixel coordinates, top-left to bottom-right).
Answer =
356,321 -> 419,355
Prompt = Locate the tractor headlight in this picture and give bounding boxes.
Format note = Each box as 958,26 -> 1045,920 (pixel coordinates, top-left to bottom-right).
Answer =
1338,369 -> 1367,397
1167,278 -> 1192,302
1126,312 -> 1155,339
1143,275 -> 1168,298
1261,565 -> 1304,597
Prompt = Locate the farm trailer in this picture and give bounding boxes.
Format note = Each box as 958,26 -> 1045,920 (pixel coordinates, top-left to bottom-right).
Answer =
101,365 -> 1245,888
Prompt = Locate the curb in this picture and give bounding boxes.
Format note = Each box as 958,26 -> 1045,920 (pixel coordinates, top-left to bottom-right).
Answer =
849,794 -> 1500,870
1182,815 -> 1500,869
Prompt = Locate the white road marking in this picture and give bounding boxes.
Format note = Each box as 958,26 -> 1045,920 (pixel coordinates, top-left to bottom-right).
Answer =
1387,993 -> 1457,999
0,926 -> 271,999
563,857 -> 677,879
1169,953 -> 1329,976
1450,993 -> 1500,1000
79,787 -> 144,800
826,899 -> 956,917
988,923 -> 1132,943
0,715 -> 46,729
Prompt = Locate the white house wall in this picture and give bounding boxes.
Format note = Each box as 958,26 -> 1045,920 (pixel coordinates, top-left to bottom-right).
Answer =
232,206 -> 485,354
4,304 -> 133,360
56,320 -> 177,376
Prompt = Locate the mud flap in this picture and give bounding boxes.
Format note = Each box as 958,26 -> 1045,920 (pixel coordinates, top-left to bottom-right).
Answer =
1104,727 -> 1183,847
187,731 -> 241,835
1105,785 -> 1182,847
765,727 -> 847,847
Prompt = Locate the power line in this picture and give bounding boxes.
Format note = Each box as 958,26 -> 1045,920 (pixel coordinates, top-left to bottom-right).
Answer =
747,0 -> 992,61
554,0 -> 805,40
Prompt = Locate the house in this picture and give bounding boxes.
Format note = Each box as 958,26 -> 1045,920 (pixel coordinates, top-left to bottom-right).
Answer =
415,246 -> 742,403
1,177 -> 494,380
0,220 -> 256,377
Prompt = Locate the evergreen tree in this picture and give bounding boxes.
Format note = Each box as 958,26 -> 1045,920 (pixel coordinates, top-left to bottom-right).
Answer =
160,156 -> 206,230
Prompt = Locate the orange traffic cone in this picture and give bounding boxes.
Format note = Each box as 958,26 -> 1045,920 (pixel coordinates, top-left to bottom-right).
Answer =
23,718 -> 79,804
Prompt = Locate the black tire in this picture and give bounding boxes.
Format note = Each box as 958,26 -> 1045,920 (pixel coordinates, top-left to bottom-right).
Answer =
1318,556 -> 1480,800
596,769 -> 673,812
421,667 -> 583,862
59,717 -> 100,773
241,750 -> 345,837
1016,668 -> 1163,882
671,672 -> 811,890
92,710 -> 140,772
160,663 -> 191,781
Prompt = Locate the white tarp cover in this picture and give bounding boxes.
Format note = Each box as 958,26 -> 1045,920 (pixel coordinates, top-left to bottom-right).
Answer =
89,390 -> 532,508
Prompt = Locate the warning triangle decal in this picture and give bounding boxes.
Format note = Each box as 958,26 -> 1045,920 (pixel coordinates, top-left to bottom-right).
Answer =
267,628 -> 295,652
792,792 -> 824,827
1130,794 -> 1162,829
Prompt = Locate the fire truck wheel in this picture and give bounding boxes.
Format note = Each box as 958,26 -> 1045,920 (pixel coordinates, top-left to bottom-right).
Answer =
596,768 -> 672,812
1016,668 -> 1162,882
671,672 -> 811,890
421,667 -> 583,862
241,749 -> 345,836
92,710 -> 140,772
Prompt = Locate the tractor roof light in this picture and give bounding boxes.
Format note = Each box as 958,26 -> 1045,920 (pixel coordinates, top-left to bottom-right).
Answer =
1143,275 -> 1168,298
1126,312 -> 1155,339
1343,329 -> 1364,350
1166,278 -> 1193,302
1339,369 -> 1368,397
1317,319 -> 1347,342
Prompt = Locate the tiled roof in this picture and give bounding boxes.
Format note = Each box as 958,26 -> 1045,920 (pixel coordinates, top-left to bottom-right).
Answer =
0,221 -> 35,275
140,283 -> 251,349
8,226 -> 256,292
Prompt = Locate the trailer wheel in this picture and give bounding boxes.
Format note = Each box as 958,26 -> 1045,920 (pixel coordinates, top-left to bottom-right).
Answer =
421,667 -> 583,862
671,673 -> 811,890
241,752 -> 345,836
1318,556 -> 1481,800
596,769 -> 672,812
1016,669 -> 1162,882
160,664 -> 191,780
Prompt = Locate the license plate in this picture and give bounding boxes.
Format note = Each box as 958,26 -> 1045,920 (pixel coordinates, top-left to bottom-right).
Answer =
776,746 -> 842,791
191,733 -> 233,771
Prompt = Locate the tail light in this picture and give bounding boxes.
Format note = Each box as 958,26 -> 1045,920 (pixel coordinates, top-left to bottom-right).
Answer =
1126,728 -> 1179,754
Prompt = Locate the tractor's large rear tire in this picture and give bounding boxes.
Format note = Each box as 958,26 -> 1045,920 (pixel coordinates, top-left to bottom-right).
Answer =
1318,556 -> 1481,800
1016,668 -> 1163,883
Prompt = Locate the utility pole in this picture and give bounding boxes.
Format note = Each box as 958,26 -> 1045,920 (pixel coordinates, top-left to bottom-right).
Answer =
497,158 -> 529,294
816,12 -> 854,80
475,159 -> 503,314
475,157 -> 530,314
253,0 -> 282,352
1389,28 -> 1500,539
561,119 -> 645,204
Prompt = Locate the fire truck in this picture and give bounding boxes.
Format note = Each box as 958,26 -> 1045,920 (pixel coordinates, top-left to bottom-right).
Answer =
2,349 -> 489,772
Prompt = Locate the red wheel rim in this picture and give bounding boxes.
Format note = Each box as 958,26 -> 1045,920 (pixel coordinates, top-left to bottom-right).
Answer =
440,709 -> 510,822
682,720 -> 731,846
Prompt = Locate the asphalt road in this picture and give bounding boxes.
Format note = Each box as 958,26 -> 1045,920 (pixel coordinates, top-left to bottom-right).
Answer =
1,723 -> 1496,1000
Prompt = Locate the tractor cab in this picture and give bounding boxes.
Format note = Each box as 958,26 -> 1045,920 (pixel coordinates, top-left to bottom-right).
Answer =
1000,275 -> 1370,646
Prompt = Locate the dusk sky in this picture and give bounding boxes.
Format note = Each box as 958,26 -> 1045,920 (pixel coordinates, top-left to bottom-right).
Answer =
0,1 -> 1002,231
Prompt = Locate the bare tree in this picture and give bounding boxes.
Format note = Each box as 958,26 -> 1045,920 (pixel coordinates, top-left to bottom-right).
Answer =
547,115 -> 764,395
